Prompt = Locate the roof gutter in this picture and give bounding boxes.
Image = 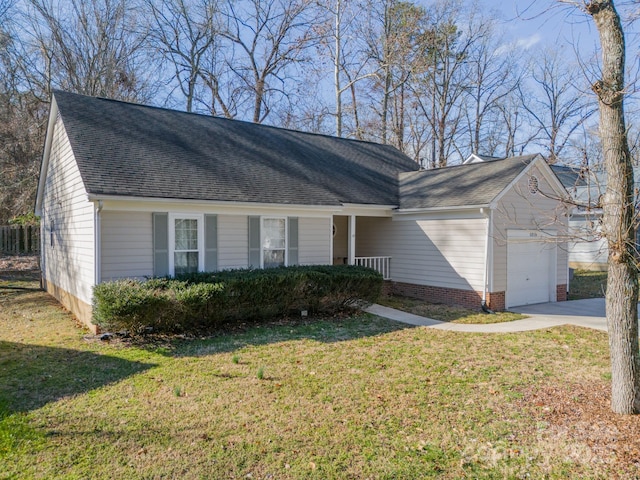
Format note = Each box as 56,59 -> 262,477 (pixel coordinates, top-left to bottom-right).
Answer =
87,193 -> 343,211
94,200 -> 103,287
395,204 -> 490,214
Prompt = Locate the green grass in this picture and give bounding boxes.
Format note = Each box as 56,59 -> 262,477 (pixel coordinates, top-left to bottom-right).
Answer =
0,274 -> 634,478
569,270 -> 607,300
377,295 -> 526,324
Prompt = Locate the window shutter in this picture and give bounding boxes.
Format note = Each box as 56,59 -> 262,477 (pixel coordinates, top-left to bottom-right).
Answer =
153,213 -> 169,277
288,217 -> 298,266
204,214 -> 218,272
248,216 -> 261,268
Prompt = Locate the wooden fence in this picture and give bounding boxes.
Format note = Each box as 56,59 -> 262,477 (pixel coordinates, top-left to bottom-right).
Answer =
0,225 -> 40,254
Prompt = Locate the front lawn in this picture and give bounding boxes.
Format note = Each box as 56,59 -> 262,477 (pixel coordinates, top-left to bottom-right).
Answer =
2,272 -> 639,478
377,295 -> 526,324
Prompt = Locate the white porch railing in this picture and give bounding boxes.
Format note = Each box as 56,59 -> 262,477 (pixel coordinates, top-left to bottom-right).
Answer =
355,256 -> 391,280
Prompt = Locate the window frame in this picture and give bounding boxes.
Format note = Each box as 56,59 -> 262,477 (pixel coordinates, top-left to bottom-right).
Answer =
261,216 -> 287,268
168,213 -> 204,276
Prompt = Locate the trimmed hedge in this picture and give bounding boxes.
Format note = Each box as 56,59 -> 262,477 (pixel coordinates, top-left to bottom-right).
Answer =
93,265 -> 382,334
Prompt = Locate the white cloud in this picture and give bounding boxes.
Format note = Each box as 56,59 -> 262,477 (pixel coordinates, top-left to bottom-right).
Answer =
515,33 -> 543,50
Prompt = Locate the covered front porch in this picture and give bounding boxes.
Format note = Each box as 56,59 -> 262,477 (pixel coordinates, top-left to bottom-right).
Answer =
332,214 -> 392,280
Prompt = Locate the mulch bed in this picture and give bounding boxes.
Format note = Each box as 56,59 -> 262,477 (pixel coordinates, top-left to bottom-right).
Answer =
520,381 -> 640,477
0,254 -> 40,280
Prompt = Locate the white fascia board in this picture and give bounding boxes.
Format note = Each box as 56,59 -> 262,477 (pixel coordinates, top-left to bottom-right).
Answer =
35,96 -> 59,216
89,195 -> 337,217
88,195 -> 396,217
394,204 -> 489,215
339,204 -> 396,217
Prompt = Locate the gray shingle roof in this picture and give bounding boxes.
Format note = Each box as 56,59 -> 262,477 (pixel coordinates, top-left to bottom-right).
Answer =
399,155 -> 539,209
550,164 -> 588,189
53,90 -> 419,206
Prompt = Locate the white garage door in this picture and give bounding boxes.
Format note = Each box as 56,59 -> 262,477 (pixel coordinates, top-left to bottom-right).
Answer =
506,230 -> 555,308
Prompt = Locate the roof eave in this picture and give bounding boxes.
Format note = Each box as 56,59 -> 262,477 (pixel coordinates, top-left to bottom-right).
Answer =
395,204 -> 490,214
86,194 -> 398,212
34,95 -> 59,216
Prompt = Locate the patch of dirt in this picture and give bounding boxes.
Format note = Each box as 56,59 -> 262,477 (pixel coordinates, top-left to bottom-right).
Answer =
0,254 -> 40,280
520,381 -> 640,477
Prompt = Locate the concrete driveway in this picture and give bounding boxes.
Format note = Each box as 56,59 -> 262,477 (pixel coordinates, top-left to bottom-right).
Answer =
509,298 -> 608,332
366,298 -> 612,333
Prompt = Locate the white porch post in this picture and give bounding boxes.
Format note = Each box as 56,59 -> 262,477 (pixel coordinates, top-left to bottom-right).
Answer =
348,215 -> 356,265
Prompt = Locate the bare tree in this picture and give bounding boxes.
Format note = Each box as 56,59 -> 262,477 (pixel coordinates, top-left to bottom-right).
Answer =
316,0 -> 378,138
363,0 -> 429,150
411,0 -> 476,167
579,0 -> 640,415
0,5 -> 44,223
146,0 -> 221,113
518,48 -> 596,164
26,0 -> 151,101
459,14 -> 522,157
220,0 -> 319,124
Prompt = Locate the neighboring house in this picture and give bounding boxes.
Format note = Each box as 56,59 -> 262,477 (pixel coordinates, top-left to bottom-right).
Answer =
35,91 -> 570,333
551,164 -> 608,271
550,164 -> 640,272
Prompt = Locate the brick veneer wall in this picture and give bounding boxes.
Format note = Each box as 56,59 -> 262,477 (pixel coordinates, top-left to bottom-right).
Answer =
485,291 -> 505,312
388,281 -> 507,311
556,284 -> 567,302
384,282 -> 566,311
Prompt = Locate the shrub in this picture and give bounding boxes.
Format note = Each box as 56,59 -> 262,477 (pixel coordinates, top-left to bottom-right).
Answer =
93,265 -> 382,334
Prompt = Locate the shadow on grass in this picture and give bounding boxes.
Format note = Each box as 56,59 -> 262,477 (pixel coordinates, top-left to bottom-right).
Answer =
0,270 -> 41,282
0,341 -> 156,417
139,314 -> 415,358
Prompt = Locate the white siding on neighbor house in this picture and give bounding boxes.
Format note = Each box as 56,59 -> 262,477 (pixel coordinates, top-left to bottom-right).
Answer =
492,163 -> 569,292
384,213 -> 487,291
217,215 -> 249,270
41,117 -> 95,304
298,217 -> 331,265
100,211 -> 153,281
568,216 -> 607,270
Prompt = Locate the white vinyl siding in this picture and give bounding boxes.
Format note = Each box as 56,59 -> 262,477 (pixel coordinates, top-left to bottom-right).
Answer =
568,216 -> 607,269
40,117 -> 95,304
218,215 -> 248,270
97,212 -> 332,278
298,217 -> 331,265
355,217 -> 393,257
492,163 -> 569,292
373,213 -> 486,291
101,211 -> 153,280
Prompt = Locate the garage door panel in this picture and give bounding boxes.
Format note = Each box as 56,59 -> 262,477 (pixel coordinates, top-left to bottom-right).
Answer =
507,231 -> 555,308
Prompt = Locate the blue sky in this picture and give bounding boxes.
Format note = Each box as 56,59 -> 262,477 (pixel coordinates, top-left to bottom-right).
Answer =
482,1 -> 601,55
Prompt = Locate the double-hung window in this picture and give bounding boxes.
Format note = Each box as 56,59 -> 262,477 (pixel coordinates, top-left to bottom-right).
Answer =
169,214 -> 204,275
248,216 -> 298,269
262,217 -> 286,268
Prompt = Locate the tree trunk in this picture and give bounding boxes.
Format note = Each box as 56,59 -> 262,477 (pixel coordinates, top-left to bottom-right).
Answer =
588,0 -> 640,414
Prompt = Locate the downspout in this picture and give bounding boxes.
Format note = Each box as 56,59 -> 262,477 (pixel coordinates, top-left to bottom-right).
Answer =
94,200 -> 103,287
481,207 -> 494,313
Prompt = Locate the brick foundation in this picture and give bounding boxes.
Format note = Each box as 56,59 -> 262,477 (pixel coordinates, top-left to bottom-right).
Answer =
556,284 -> 567,302
485,291 -> 505,312
388,281 -> 506,312
381,281 -> 393,296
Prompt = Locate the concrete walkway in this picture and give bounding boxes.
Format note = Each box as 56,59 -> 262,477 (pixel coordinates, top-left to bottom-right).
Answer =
365,298 -> 611,333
